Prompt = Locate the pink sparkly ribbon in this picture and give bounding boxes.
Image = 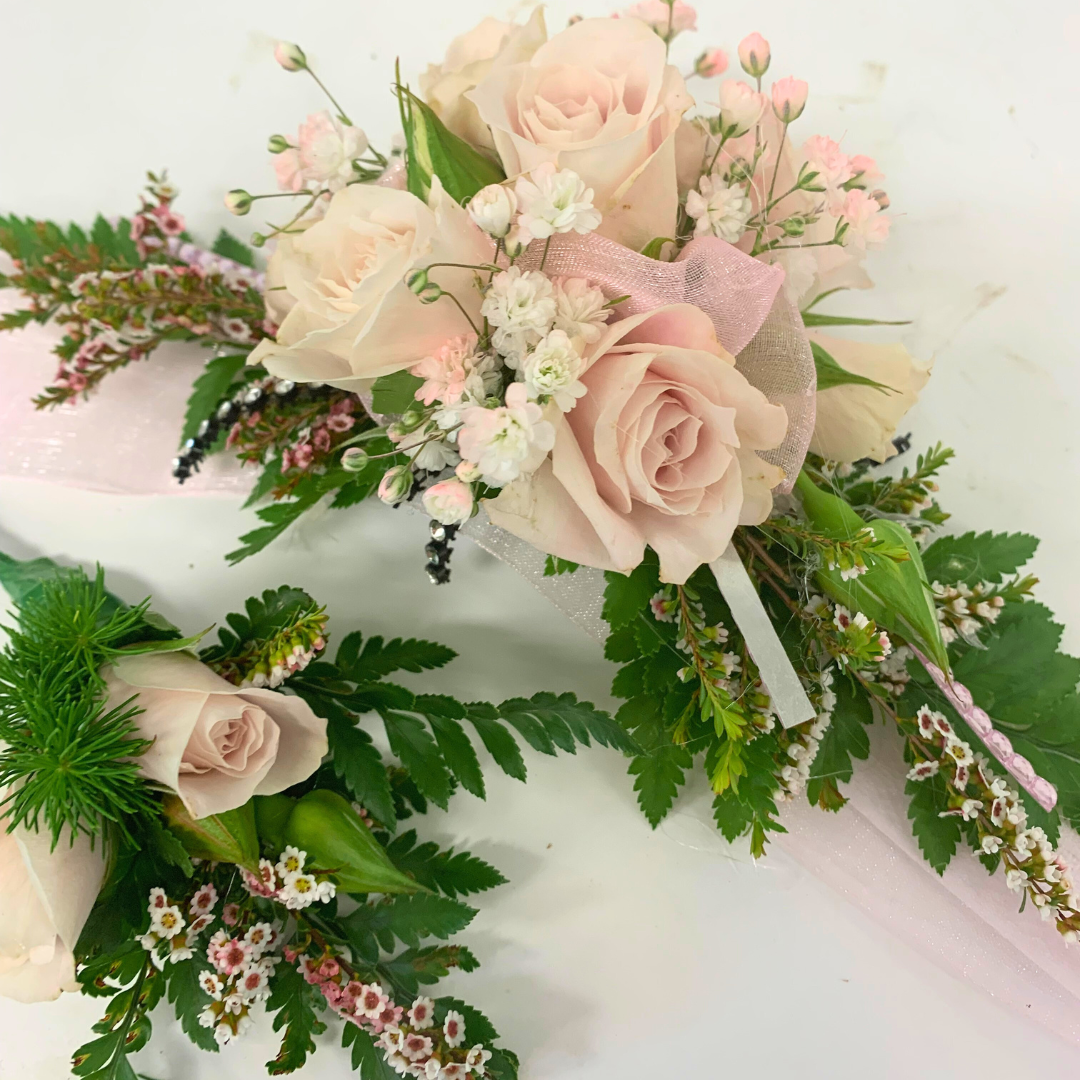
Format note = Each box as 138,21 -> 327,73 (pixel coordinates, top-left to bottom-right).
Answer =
914,648 -> 1058,811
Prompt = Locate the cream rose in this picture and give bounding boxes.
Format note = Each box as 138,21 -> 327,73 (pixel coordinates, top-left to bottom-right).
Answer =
809,332 -> 932,463
420,9 -> 547,151
485,305 -> 788,584
103,652 -> 327,820
467,17 -> 693,251
247,180 -> 493,391
0,816 -> 106,1002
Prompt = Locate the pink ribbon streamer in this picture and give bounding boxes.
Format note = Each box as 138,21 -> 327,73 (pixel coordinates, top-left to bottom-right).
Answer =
914,648 -> 1058,812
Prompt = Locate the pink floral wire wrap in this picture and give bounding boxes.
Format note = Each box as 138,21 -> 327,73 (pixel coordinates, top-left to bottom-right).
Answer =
3,242 -> 1080,1048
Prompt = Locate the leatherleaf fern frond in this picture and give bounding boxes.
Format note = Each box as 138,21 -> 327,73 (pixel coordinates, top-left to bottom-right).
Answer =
0,566 -> 160,847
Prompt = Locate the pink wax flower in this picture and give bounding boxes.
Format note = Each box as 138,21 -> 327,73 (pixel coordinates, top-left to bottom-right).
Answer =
772,77 -> 809,122
326,412 -> 355,433
694,48 -> 728,78
152,205 -> 186,237
274,148 -> 305,193
849,153 -> 883,184
738,32 -> 771,77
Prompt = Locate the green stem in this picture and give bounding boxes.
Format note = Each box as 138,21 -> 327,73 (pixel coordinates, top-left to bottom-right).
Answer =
106,959 -> 151,1079
539,235 -> 553,271
305,67 -> 353,126
765,122 -> 789,208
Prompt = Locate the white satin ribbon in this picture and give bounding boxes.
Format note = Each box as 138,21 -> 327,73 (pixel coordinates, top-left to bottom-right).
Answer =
710,543 -> 817,728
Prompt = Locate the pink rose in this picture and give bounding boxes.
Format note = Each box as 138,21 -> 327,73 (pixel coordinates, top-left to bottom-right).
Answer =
485,305 -> 788,584
103,652 -> 328,820
248,180 -> 493,390
468,17 -> 693,251
419,10 -> 547,151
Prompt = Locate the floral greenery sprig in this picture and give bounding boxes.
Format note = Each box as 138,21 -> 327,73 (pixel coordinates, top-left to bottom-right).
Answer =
0,555 -> 204,845
0,172 -> 267,408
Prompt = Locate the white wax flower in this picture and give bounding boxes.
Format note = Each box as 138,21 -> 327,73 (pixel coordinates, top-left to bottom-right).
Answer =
467,183 -> 517,238
521,329 -> 587,412
514,164 -> 602,240
480,267 -> 556,366
685,174 -> 753,242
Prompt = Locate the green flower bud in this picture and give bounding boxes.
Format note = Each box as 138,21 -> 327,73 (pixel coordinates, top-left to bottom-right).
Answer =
283,790 -> 421,895
162,795 -> 260,870
250,232 -> 267,248
267,134 -> 291,154
406,268 -> 429,294
224,189 -> 254,216
274,41 -> 307,72
341,446 -> 370,472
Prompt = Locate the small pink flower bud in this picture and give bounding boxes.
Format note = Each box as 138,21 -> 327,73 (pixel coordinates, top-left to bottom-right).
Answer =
274,42 -> 307,72
455,461 -> 482,483
771,76 -> 809,123
738,33 -> 771,78
378,465 -> 412,506
422,478 -> 475,526
694,49 -> 728,79
224,190 -> 253,216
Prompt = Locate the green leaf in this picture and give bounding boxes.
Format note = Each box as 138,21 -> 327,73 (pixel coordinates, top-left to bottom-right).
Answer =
425,711 -> 486,798
711,793 -> 754,842
811,339 -> 895,392
497,691 -> 641,755
343,892 -> 477,950
371,369 -> 425,414
340,632 -> 457,680
385,830 -> 508,898
906,772 -> 960,875
626,703 -> 693,827
465,705 -> 528,782
180,354 -> 248,444
920,531 -> 1039,586
160,795 -> 259,869
543,555 -> 580,576
640,236 -> 674,260
241,455 -> 284,509
602,556 -> 660,631
383,711 -> 453,809
343,1025 -> 399,1079
0,550 -> 71,605
325,705 -> 397,828
211,228 -> 257,268
397,83 -> 505,204
806,676 -> 872,807
801,312 -> 910,327
265,961 -> 327,1074
162,958 -> 219,1052
795,471 -> 950,671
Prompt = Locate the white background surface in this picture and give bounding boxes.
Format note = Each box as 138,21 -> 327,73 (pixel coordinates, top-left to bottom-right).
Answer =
1,0 -> 1080,1077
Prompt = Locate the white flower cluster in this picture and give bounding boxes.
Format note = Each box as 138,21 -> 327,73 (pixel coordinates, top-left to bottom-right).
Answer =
386,231 -> 613,528
876,643 -> 913,697
377,998 -> 492,1079
467,164 -> 602,250
137,883 -> 219,969
240,635 -> 327,689
906,706 -> 1080,940
776,668 -> 836,802
240,845 -> 337,910
199,922 -> 281,1046
931,580 -> 1005,645
686,173 -> 754,242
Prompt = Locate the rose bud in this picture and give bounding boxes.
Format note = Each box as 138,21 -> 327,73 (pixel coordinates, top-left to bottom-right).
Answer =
422,478 -> 475,526
455,460 -> 482,483
224,189 -> 253,216
467,183 -> 517,239
283,790 -> 420,894
378,465 -> 412,505
274,41 -> 307,72
267,134 -> 291,154
738,32 -> 771,78
503,225 -> 530,258
341,446 -> 369,472
718,80 -> 766,137
694,49 -> 728,79
771,76 -> 809,123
